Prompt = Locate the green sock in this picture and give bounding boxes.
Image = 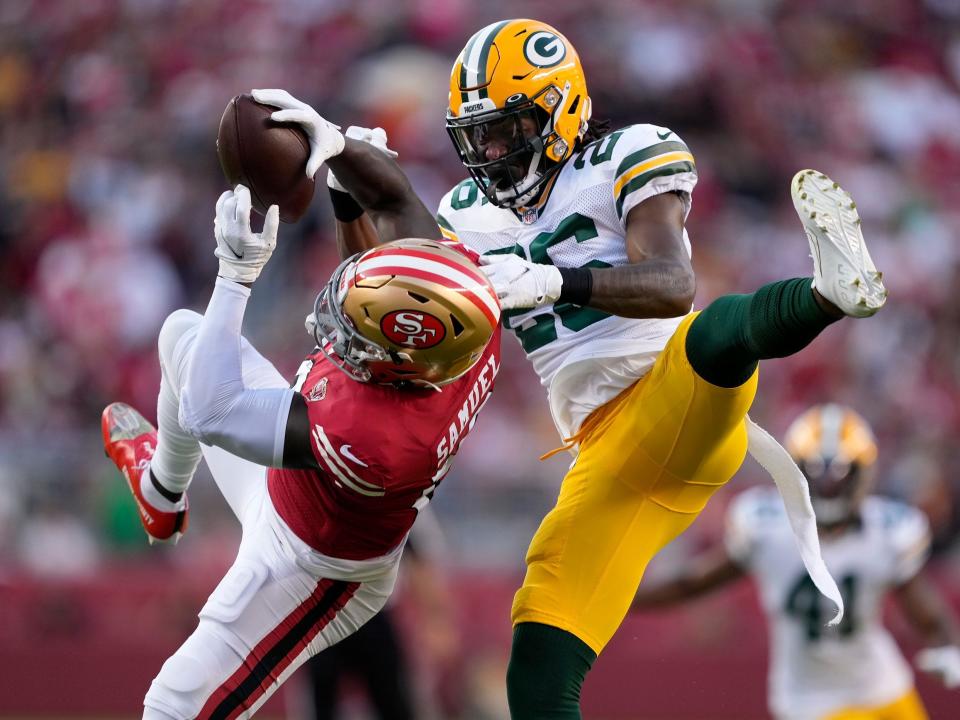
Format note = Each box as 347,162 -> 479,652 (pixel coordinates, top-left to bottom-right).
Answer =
685,277 -> 838,388
506,623 -> 597,719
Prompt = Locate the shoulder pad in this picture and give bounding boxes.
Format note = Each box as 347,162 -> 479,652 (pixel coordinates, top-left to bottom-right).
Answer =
865,496 -> 932,582
602,124 -> 698,221
725,486 -> 784,565
438,178 -> 488,217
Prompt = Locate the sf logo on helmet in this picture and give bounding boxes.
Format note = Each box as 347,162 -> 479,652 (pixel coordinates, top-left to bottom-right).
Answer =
381,310 -> 447,349
523,31 -> 566,68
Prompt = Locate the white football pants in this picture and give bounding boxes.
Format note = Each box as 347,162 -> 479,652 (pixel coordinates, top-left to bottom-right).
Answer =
144,310 -> 398,720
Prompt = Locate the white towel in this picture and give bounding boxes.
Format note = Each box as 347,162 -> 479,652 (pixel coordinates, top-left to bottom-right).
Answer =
745,415 -> 844,626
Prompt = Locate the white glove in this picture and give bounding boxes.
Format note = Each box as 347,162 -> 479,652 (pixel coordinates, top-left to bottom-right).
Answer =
916,645 -> 960,689
327,126 -> 398,192
214,185 -> 279,284
479,254 -> 563,310
251,88 -> 345,178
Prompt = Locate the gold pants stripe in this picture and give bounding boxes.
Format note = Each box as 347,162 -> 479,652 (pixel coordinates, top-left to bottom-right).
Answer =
512,313 -> 758,654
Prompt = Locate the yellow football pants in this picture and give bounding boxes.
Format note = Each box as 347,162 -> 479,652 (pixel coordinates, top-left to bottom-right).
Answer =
823,689 -> 929,720
511,313 -> 758,654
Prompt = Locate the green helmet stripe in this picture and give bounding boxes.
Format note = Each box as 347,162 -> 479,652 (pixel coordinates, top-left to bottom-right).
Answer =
458,30 -> 482,102
474,20 -> 511,89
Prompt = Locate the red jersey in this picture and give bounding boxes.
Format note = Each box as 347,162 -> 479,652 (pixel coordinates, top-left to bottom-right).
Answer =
268,326 -> 501,560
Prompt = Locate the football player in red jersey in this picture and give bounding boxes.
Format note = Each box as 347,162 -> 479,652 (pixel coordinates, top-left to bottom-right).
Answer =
101,120 -> 500,719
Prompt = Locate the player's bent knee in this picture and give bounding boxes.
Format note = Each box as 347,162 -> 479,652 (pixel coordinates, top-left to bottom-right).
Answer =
158,309 -> 202,366
142,707 -> 180,720
145,625 -> 228,719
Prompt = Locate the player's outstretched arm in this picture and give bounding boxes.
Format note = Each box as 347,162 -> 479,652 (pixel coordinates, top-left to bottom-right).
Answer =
630,546 -> 745,611
326,136 -> 439,241
480,193 -> 695,316
251,89 -> 439,243
178,185 -> 318,471
894,572 -> 960,688
327,127 -> 401,258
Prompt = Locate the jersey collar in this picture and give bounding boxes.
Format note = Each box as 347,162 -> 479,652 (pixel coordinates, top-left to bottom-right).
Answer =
510,170 -> 562,225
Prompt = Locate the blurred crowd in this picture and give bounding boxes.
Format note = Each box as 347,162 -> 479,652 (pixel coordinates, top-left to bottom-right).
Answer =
2,0 -> 960,583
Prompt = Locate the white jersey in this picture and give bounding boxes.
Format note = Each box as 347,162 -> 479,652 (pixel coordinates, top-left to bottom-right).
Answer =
438,124 -> 697,439
726,487 -> 932,720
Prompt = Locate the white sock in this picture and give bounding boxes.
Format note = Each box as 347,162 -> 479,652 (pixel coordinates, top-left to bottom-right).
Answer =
139,461 -> 184,513
149,317 -> 203,496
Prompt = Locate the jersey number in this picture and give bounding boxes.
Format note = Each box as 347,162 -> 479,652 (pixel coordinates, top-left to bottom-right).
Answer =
572,130 -> 624,169
784,573 -> 858,641
488,214 -> 611,353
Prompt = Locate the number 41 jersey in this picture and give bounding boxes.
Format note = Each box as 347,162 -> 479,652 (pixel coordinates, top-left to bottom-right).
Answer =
725,487 -> 932,720
438,124 -> 697,440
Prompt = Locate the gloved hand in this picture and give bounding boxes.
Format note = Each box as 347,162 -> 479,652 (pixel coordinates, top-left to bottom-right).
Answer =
916,645 -> 960,689
214,185 -> 279,284
328,126 -> 398,192
479,254 -> 562,310
251,88 -> 345,178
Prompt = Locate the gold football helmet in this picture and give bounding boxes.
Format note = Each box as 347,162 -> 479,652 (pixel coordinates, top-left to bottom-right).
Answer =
785,404 -> 879,525
310,239 -> 499,387
446,19 -> 591,208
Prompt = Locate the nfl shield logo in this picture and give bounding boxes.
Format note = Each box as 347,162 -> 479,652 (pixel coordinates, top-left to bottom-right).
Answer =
306,377 -> 328,402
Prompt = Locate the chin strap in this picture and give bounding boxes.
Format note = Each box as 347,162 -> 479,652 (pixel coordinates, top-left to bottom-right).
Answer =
745,415 -> 844,626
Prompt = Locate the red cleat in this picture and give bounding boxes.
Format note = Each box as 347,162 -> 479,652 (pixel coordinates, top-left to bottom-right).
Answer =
101,402 -> 188,545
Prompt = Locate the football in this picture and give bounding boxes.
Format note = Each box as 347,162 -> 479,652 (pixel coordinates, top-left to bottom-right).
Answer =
216,93 -> 315,223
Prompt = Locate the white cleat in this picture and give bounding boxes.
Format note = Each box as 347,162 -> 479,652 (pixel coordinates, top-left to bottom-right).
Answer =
791,169 -> 887,318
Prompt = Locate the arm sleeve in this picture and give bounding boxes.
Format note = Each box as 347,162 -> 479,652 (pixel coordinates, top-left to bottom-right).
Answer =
178,277 -> 294,467
611,124 -> 698,227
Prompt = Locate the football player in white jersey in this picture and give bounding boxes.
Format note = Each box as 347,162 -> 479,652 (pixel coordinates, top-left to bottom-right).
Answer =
259,20 -> 887,715
436,18 -> 889,719
631,405 -> 960,720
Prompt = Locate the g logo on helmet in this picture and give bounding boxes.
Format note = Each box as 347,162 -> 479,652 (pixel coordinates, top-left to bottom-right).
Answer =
381,310 -> 446,349
523,31 -> 566,68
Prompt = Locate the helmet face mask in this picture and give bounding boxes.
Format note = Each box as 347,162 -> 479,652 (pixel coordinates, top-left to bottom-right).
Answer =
447,88 -> 565,207
447,20 -> 592,209
800,459 -> 872,526
310,257 -> 395,385
785,404 -> 879,527
308,240 -> 499,388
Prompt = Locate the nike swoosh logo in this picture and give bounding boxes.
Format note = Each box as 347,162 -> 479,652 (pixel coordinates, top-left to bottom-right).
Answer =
218,228 -> 244,259
340,445 -> 369,467
657,130 -> 672,140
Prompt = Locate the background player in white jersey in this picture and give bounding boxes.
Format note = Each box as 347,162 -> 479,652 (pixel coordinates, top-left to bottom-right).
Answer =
437,18 -> 890,719
101,129 -> 501,719
631,404 -> 960,720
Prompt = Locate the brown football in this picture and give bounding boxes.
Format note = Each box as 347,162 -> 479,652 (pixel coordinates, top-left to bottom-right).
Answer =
216,94 -> 315,223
